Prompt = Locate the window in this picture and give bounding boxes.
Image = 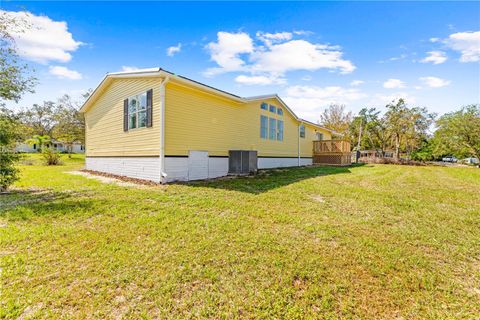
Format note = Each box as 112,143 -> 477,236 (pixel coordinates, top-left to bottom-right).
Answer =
269,105 -> 276,113
260,115 -> 268,139
299,124 -> 305,138
316,132 -> 324,140
277,108 -> 283,116
128,92 -> 147,130
277,120 -> 284,141
269,118 -> 277,140
261,102 -> 268,110
33,144 -> 36,150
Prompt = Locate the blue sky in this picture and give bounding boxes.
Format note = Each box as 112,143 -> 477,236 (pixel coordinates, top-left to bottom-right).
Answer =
2,1 -> 480,122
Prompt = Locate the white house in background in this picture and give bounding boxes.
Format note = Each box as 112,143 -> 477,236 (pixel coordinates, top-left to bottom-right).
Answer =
15,140 -> 85,153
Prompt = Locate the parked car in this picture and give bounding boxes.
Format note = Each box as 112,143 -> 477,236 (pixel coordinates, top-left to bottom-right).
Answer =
442,156 -> 457,163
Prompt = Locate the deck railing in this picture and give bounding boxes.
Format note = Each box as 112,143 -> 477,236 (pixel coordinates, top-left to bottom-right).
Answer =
312,140 -> 352,166
313,140 -> 351,154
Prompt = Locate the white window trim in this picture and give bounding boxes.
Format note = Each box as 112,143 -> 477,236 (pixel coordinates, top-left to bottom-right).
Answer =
128,92 -> 148,130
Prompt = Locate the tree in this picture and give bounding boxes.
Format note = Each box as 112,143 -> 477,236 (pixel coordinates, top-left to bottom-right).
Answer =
25,135 -> 51,152
18,101 -> 57,136
350,108 -> 390,152
0,11 -> 36,191
0,11 -> 36,102
0,106 -> 20,191
320,104 -> 353,138
384,99 -> 435,160
433,104 -> 480,161
53,94 -> 86,157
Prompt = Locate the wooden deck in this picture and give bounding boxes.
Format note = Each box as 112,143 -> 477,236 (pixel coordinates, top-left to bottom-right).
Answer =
313,140 -> 352,166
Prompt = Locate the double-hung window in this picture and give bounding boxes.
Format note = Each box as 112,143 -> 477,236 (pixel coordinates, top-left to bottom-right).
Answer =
128,92 -> 147,130
124,89 -> 152,132
269,118 -> 277,140
260,115 -> 268,139
299,124 -> 305,138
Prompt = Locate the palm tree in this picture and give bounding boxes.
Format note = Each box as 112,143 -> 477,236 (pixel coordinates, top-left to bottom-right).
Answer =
25,135 -> 51,152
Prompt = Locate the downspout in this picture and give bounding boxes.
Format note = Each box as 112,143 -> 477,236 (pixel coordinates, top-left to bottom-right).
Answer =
159,76 -> 170,183
298,121 -> 302,166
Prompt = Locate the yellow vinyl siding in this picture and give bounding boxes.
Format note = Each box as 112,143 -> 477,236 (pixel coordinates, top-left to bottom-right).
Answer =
300,123 -> 332,157
164,82 -> 330,157
85,77 -> 161,156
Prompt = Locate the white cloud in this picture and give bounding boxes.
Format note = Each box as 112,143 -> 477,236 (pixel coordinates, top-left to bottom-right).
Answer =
48,66 -> 82,80
383,79 -> 405,89
420,51 -> 447,64
430,37 -> 440,43
251,40 -> 355,74
419,76 -> 451,88
350,80 -> 364,86
121,66 -> 142,72
235,74 -> 286,85
256,31 -> 293,45
2,10 -> 82,64
372,92 -> 416,106
283,85 -> 366,121
166,43 -> 182,57
444,31 -> 480,62
204,31 -> 254,76
204,31 -> 355,79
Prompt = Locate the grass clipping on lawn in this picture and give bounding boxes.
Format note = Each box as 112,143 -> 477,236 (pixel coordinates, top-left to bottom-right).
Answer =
1,155 -> 479,319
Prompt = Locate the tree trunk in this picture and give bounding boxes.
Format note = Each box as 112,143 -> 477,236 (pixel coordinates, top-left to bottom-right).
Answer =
395,134 -> 400,160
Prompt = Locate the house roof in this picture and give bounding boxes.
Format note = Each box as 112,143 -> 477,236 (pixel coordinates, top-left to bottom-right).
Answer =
80,67 -> 335,133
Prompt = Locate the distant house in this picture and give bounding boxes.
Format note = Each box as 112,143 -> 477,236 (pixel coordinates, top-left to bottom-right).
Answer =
16,140 -> 85,153
80,68 -> 348,183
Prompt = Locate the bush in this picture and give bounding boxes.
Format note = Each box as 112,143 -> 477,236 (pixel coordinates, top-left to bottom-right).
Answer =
0,148 -> 20,192
41,148 -> 62,165
359,157 -> 425,166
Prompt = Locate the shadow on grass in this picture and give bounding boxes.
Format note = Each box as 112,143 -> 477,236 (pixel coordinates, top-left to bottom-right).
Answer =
177,164 -> 366,194
0,189 -> 95,220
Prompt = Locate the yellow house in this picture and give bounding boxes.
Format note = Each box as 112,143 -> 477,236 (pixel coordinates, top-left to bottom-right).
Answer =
80,68 -> 335,182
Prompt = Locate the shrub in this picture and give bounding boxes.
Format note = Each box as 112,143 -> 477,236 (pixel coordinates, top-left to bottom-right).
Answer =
41,148 -> 62,165
359,157 -> 425,166
0,148 -> 20,192
0,107 -> 21,192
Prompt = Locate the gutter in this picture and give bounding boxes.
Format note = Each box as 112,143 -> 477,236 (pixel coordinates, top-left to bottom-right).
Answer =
159,76 -> 170,183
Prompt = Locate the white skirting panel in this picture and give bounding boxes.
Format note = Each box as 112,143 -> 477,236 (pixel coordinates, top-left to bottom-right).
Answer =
163,157 -> 188,182
258,157 -> 312,169
163,156 -> 229,182
300,158 -> 313,166
85,157 -> 160,182
86,156 -> 312,183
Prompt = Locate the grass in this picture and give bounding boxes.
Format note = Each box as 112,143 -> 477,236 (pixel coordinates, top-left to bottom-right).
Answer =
1,154 -> 479,319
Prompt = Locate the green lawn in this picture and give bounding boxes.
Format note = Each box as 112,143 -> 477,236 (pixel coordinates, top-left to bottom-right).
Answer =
1,155 -> 479,319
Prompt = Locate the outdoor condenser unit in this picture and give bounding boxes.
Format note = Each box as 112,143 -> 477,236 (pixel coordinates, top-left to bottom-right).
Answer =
228,150 -> 258,175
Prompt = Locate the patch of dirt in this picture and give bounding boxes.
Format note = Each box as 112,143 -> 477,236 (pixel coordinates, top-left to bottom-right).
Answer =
17,303 -> 43,320
310,195 -> 326,203
69,170 -> 159,188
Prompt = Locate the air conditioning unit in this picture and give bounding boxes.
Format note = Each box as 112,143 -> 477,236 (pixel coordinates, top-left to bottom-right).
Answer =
228,150 -> 258,175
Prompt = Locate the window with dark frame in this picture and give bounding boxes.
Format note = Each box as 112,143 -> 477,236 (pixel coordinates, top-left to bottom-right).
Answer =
124,89 -> 152,132
299,124 -> 305,138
